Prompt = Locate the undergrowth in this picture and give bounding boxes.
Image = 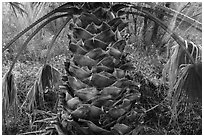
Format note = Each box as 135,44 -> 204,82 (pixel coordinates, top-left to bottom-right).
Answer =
2,48 -> 201,135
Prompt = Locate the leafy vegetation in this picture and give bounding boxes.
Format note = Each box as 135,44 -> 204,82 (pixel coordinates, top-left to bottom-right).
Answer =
2,2 -> 202,135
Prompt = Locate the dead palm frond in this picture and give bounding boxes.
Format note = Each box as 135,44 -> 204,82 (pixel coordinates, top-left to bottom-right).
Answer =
2,72 -> 18,130
21,64 -> 61,111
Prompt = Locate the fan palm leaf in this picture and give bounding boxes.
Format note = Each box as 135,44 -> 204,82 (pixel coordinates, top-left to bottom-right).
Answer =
163,40 -> 202,98
9,2 -> 28,17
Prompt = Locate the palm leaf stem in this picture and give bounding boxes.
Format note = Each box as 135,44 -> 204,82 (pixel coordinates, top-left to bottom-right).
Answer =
44,16 -> 71,65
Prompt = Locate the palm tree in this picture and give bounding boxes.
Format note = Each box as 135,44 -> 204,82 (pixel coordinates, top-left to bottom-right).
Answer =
2,2 -> 201,134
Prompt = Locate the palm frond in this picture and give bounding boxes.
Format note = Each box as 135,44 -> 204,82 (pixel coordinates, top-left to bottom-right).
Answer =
38,64 -> 62,91
9,2 -> 28,17
170,62 -> 202,123
2,71 -> 18,126
44,16 -> 71,63
162,40 -> 202,98
21,64 -> 61,111
175,62 -> 202,101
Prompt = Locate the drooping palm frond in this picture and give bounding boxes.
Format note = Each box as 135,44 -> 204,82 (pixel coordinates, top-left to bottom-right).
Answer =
163,40 -> 202,98
2,72 -> 17,109
39,64 -> 62,91
21,64 -> 61,111
44,16 -> 71,64
2,72 -> 18,128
